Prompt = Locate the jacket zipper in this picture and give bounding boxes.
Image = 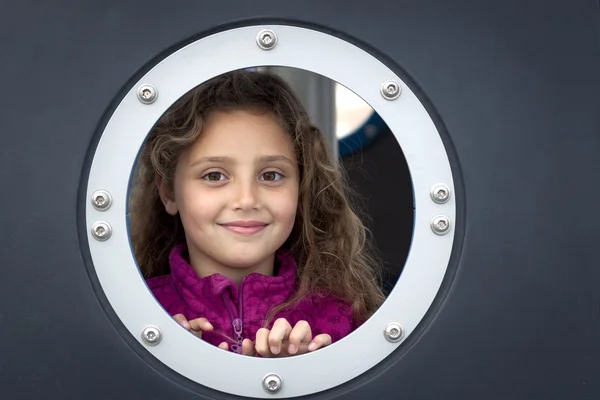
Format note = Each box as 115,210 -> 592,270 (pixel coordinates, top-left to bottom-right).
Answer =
221,278 -> 245,353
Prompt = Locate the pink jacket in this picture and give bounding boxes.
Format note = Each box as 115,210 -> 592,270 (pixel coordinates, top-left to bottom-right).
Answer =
146,244 -> 355,353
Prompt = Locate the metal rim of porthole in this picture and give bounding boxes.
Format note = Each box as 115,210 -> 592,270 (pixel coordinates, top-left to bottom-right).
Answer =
85,25 -> 456,398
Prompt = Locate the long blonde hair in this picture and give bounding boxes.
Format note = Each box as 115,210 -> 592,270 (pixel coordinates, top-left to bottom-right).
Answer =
129,69 -> 385,325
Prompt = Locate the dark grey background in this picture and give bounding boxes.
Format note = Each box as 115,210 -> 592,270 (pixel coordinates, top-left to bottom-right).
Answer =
1,0 -> 599,399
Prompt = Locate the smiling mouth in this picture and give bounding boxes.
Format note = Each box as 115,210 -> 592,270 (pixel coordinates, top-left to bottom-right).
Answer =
219,221 -> 269,235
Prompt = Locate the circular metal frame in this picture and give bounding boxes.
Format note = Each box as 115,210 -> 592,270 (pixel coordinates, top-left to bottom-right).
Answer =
85,25 -> 456,398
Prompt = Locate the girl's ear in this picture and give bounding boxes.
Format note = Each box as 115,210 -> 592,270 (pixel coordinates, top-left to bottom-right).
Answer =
156,175 -> 179,216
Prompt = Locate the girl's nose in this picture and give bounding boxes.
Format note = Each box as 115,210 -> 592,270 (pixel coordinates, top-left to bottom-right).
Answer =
232,179 -> 259,210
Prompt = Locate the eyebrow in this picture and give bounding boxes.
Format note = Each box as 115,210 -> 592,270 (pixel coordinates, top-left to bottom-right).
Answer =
255,155 -> 295,166
189,155 -> 295,168
189,156 -> 234,168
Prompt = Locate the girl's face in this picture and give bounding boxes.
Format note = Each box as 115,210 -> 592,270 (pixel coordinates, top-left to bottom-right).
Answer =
160,109 -> 300,280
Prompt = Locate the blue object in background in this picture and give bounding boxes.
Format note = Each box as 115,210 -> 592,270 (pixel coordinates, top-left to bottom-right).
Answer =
338,112 -> 387,158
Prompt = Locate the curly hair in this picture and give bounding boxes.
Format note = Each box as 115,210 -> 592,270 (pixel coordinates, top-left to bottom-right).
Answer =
129,69 -> 385,325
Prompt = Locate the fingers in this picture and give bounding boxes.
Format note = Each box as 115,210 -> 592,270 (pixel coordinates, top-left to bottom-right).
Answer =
287,320 -> 312,355
255,327 -> 272,357
267,318 -> 293,355
242,339 -> 256,356
173,314 -> 190,330
308,334 -> 332,352
218,342 -> 229,351
174,316 -> 329,356
173,314 -> 213,339
188,317 -> 213,332
255,319 -> 315,357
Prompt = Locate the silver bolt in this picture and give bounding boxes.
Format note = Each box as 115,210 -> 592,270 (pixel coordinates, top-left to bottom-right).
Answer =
431,215 -> 451,235
430,184 -> 451,204
91,221 -> 112,241
141,326 -> 162,346
256,29 -> 278,50
262,373 -> 282,394
384,322 -> 404,342
137,84 -> 158,104
380,80 -> 401,100
91,190 -> 112,211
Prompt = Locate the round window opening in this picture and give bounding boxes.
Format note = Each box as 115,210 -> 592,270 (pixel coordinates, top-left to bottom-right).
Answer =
85,25 -> 455,398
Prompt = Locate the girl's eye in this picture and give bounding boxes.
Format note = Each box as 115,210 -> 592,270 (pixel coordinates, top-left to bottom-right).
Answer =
260,171 -> 283,182
203,172 -> 227,181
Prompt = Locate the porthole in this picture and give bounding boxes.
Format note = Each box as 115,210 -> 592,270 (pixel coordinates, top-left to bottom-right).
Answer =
85,25 -> 455,398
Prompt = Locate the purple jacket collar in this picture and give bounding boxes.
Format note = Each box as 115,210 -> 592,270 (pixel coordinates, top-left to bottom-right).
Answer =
167,244 -> 297,310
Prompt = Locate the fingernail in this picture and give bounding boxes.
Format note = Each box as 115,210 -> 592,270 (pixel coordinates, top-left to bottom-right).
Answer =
204,321 -> 213,329
182,321 -> 190,329
270,346 -> 279,354
308,342 -> 317,351
288,344 -> 297,354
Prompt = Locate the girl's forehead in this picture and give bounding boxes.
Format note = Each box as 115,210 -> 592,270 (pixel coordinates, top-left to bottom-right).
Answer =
200,111 -> 291,145
184,109 -> 297,163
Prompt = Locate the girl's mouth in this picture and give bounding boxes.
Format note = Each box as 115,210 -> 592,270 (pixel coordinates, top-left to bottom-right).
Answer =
219,221 -> 269,235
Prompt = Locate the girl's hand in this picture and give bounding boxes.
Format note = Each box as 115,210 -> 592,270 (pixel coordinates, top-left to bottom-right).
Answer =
173,314 -> 214,339
173,314 -> 254,354
255,318 -> 332,357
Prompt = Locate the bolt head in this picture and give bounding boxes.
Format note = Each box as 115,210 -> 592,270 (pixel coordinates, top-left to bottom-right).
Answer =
137,84 -> 158,104
384,322 -> 404,342
381,80 -> 401,100
91,221 -> 112,241
257,29 -> 278,50
141,326 -> 162,346
91,190 -> 112,211
262,374 -> 282,393
431,215 -> 451,235
431,184 -> 451,204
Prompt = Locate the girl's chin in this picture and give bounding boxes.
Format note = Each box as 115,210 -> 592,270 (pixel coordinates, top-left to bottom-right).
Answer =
219,254 -> 274,271
224,259 -> 266,269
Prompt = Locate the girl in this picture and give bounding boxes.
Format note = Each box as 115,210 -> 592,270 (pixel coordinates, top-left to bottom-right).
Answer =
130,69 -> 385,357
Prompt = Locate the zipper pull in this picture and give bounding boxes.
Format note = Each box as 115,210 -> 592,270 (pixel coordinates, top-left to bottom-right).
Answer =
232,318 -> 243,336
232,318 -> 244,354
